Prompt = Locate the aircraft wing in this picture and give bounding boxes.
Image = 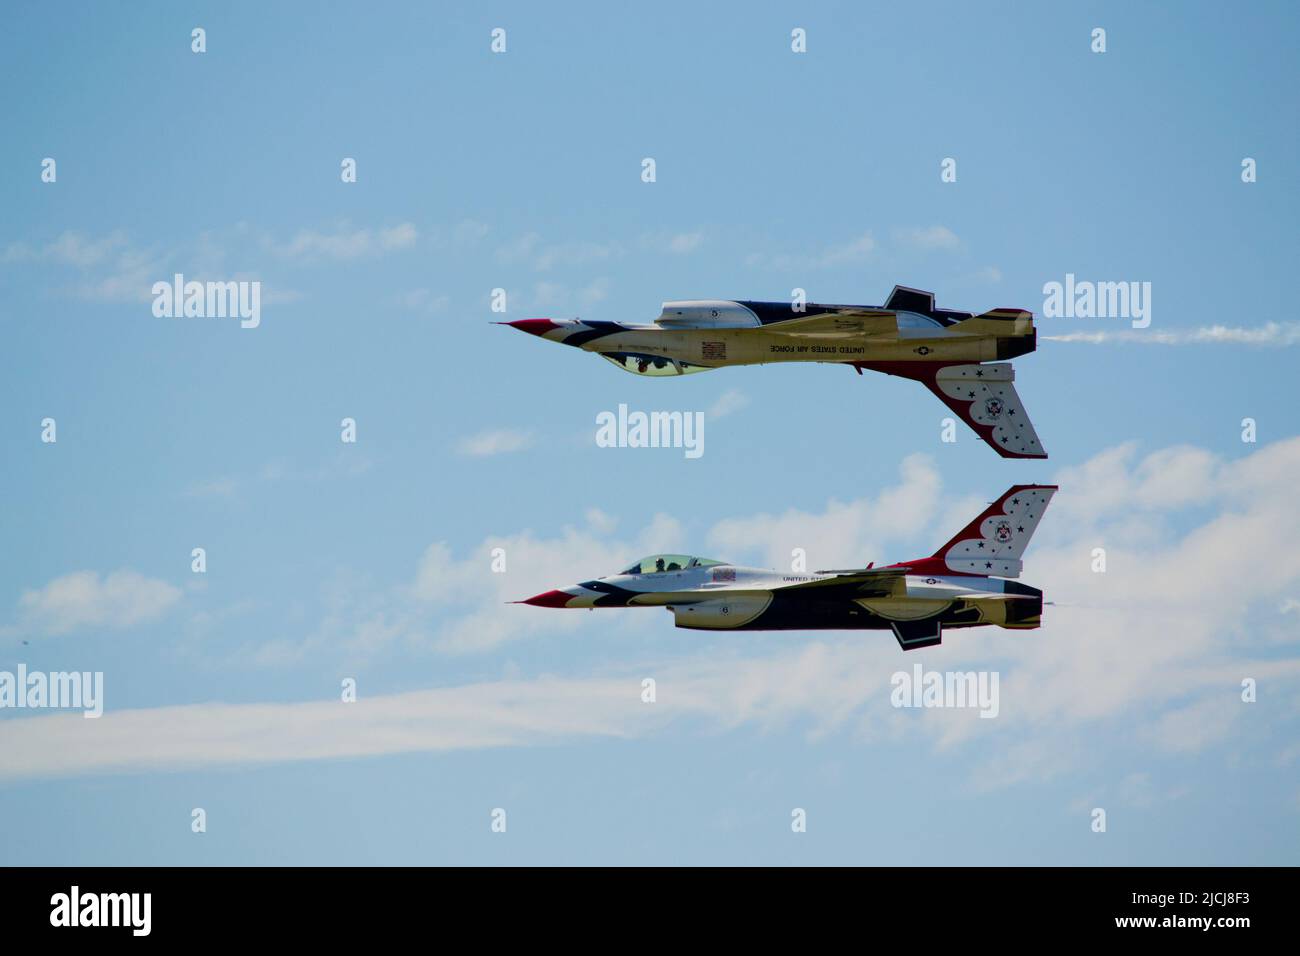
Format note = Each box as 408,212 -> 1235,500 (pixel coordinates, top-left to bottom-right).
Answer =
754,309 -> 898,337
776,567 -> 907,597
950,592 -> 1039,601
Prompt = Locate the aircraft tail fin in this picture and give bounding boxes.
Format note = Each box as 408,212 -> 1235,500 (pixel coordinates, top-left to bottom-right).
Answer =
856,362 -> 1047,459
930,363 -> 1045,457
930,485 -> 1057,577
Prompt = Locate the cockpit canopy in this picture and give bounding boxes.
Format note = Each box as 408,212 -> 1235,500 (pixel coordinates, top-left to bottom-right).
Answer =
600,352 -> 712,377
620,554 -> 727,575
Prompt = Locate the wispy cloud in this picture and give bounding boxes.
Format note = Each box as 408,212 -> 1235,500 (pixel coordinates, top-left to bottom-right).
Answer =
639,230 -> 706,255
456,428 -> 536,457
496,233 -> 622,272
0,671 -> 681,781
394,288 -> 451,314
748,232 -> 877,270
1044,322 -> 1300,346
892,225 -> 960,251
1,230 -> 164,303
666,231 -> 704,253
450,219 -> 490,244
816,233 -> 877,267
969,266 -> 1003,283
707,388 -> 749,420
6,439 -> 1300,783
183,477 -> 239,499
182,454 -> 372,500
708,452 -> 944,571
266,223 -> 418,262
2,230 -> 131,267
529,278 -> 611,311
17,570 -> 182,637
1,227 -> 316,304
746,225 -> 968,272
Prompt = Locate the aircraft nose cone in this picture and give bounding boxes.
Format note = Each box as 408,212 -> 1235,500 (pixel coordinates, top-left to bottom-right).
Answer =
517,588 -> 576,608
499,318 -> 562,337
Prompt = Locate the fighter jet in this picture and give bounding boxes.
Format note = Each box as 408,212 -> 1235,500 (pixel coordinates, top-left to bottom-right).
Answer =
500,285 -> 1046,458
515,485 -> 1056,650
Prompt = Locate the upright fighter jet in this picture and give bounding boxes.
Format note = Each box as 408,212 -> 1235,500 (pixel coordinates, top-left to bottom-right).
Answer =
500,286 -> 1046,459
515,485 -> 1057,650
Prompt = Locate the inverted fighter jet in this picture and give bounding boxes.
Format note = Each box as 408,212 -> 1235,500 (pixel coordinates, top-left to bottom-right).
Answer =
516,485 -> 1056,650
500,285 -> 1046,458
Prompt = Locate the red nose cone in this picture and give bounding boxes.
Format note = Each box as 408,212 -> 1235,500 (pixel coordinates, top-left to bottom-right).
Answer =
502,318 -> 561,337
518,589 -> 574,608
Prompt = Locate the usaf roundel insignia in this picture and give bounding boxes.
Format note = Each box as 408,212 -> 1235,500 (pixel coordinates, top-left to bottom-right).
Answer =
994,520 -> 1014,543
984,397 -> 1005,420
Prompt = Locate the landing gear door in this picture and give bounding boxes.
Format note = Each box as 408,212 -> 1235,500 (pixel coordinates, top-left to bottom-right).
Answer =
891,618 -> 942,650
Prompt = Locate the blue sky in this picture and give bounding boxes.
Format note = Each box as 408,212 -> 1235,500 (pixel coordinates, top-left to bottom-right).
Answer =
1,1 -> 1298,864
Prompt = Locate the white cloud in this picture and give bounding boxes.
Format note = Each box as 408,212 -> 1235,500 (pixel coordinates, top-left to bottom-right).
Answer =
893,225 -> 960,251
181,454 -> 371,502
496,233 -> 622,272
6,440 -> 1300,784
748,232 -> 877,271
577,278 -> 612,307
410,436 -> 1300,743
395,288 -> 451,313
183,476 -> 239,498
529,278 -> 610,311
585,508 -> 617,535
707,453 -> 943,570
227,437 -> 1300,702
0,676 -> 668,781
1044,323 -> 1300,346
640,230 -> 705,255
48,231 -> 130,267
387,508 -> 694,655
452,219 -> 490,244
751,225 -> 964,272
817,233 -> 877,266
267,223 -> 418,262
456,429 -> 536,457
0,231 -> 165,303
667,231 -> 705,253
1,231 -> 131,267
3,227 -> 321,303
17,570 -> 182,637
707,389 -> 749,420
74,249 -> 161,303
